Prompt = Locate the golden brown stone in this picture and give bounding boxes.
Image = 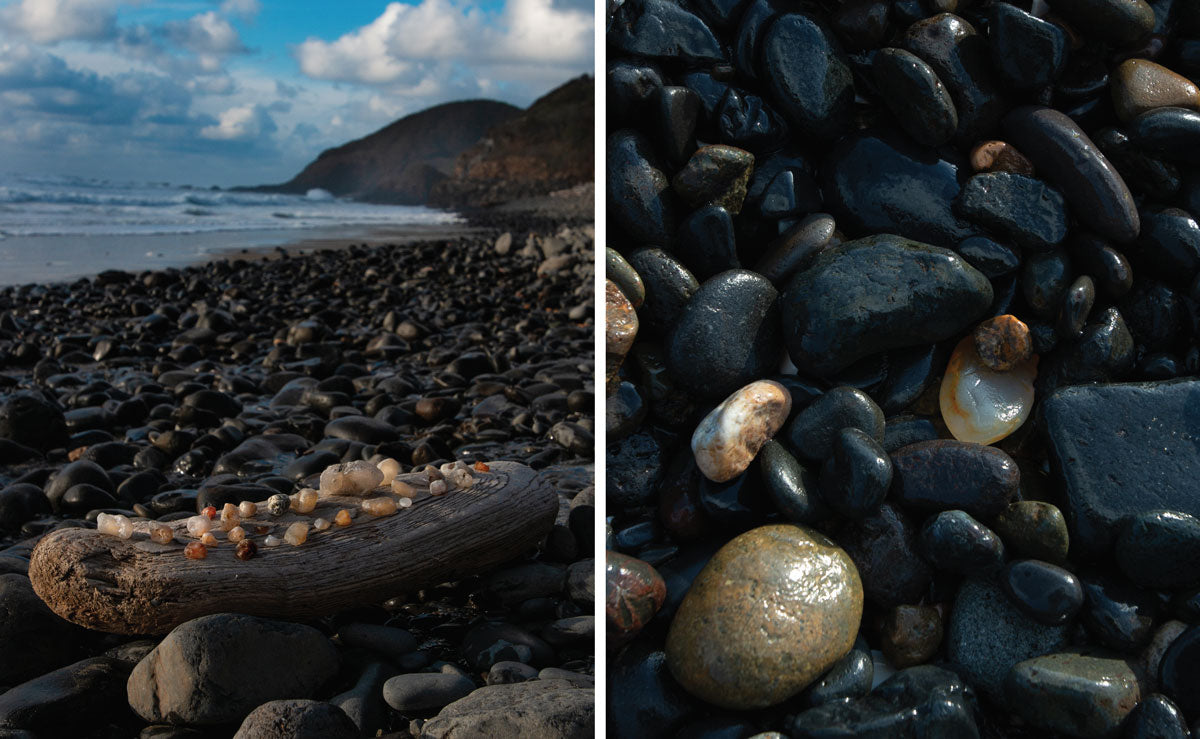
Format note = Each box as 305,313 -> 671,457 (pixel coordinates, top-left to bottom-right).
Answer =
606,279 -> 638,394
880,604 -> 943,668
970,140 -> 1035,176
1112,58 -> 1200,123
665,524 -> 863,709
183,542 -> 206,560
973,314 -> 1032,372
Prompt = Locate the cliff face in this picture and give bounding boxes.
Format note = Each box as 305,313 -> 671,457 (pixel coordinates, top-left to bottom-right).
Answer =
264,99 -> 521,204
428,76 -> 595,209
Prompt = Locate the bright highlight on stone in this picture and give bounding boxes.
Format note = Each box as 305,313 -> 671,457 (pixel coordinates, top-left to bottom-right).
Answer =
319,460 -> 385,496
186,515 -> 212,538
264,535 -> 282,547
692,380 -> 792,482
377,457 -> 400,485
941,334 -> 1038,445
97,513 -> 134,540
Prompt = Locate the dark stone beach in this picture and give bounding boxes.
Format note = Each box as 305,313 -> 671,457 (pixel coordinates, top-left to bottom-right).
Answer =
0,200 -> 595,737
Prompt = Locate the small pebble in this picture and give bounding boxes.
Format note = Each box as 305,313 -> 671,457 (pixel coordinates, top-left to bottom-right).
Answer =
201,505 -> 217,520
200,532 -> 218,547
184,542 -> 207,559
186,515 -> 212,538
284,522 -> 309,546
264,535 -> 282,547
235,539 -> 257,561
313,517 -> 331,531
97,512 -> 133,540
361,497 -> 397,516
973,314 -> 1032,372
292,489 -> 318,514
267,494 -> 290,516
430,480 -> 448,496
149,522 -> 173,544
239,501 -> 257,518
227,526 -> 246,544
392,480 -> 416,498
691,380 -> 791,483
377,458 -> 400,485
334,509 -> 352,526
219,503 -> 240,531
940,335 -> 1037,445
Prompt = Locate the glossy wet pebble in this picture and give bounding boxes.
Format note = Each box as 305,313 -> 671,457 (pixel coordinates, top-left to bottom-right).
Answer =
880,605 -> 942,669
992,501 -> 1070,564
786,386 -> 883,462
692,380 -> 791,482
956,172 -> 1068,248
919,510 -> 1005,575
973,314 -> 1032,372
1001,560 -> 1083,627
818,427 -> 891,520
1115,510 -> 1200,590
665,525 -> 863,709
1006,650 -> 1142,739
872,48 -> 957,148
890,440 -> 1019,520
940,334 -> 1037,445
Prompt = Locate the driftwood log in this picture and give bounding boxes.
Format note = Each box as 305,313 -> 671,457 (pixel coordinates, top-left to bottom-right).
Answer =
28,461 -> 556,634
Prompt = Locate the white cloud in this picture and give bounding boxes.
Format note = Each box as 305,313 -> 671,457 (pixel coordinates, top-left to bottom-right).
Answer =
0,0 -> 120,43
220,0 -> 260,20
199,102 -> 275,140
164,11 -> 248,56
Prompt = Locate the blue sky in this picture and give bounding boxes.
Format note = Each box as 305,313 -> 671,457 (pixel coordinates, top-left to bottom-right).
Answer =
0,0 -> 593,186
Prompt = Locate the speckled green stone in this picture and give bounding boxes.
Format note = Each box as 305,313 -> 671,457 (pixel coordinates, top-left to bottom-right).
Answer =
664,524 -> 863,709
993,500 -> 1069,564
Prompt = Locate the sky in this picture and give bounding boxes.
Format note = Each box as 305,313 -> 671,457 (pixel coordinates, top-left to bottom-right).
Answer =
0,0 -> 594,186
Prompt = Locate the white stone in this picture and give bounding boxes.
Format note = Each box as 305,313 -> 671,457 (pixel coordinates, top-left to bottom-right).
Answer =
97,513 -> 133,540
264,535 -> 282,547
430,480 -> 448,496
186,515 -> 212,538
377,458 -> 400,485
320,460 -> 385,496
940,335 -> 1038,445
691,380 -> 792,483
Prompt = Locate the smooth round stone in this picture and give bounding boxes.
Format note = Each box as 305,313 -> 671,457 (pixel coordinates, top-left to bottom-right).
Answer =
1069,234 -> 1133,299
821,131 -> 974,248
1022,246 -> 1073,317
1130,207 -> 1200,289
760,12 -> 853,141
606,551 -> 667,644
1001,560 -> 1083,627
957,236 -> 1020,278
919,509 -> 1005,575
1006,650 -> 1142,739
665,270 -> 782,399
605,280 -> 638,392
692,380 -> 791,483
1124,693 -> 1190,739
901,12 -> 1006,145
608,639 -> 699,738
677,207 -> 740,280
1094,126 -> 1181,200
947,577 -> 1072,701
757,439 -> 826,524
830,0 -> 889,50
834,503 -> 933,608
671,145 -> 754,214
609,0 -> 725,66
956,172 -> 1068,249
382,673 -> 475,713
1113,59 -> 1200,124
665,524 -> 863,709
781,234 -> 992,378
752,213 -> 837,287
627,248 -> 698,337
0,392 -> 68,451
970,140 -> 1035,176
801,649 -> 873,708
324,416 -> 396,444
872,47 -> 957,148
1044,0 -> 1156,46
607,129 -> 675,246
989,2 -> 1067,91
655,85 -> 700,166
890,440 -> 1019,520
973,314 -> 1032,372
818,427 -> 892,520
786,386 -> 884,462
1003,106 -> 1139,244
1128,108 -> 1200,166
992,501 -> 1070,564
881,604 -> 943,669
1161,626 -> 1200,715
1081,574 -> 1160,652
1115,510 -> 1200,589
606,247 -> 645,308
1058,275 -> 1096,340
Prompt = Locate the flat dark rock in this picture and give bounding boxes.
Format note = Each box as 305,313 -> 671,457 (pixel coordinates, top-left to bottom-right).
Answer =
1043,379 -> 1200,560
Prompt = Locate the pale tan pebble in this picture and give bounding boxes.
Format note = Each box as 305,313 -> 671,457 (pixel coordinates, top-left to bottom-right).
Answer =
319,460 -> 385,496
448,469 -> 474,489
334,509 -> 352,527
313,517 -> 332,531
430,479 -> 449,496
238,500 -> 257,518
200,532 -> 218,547
691,380 -> 792,483
186,515 -> 212,538
361,497 -> 397,516
97,513 -> 134,540
940,335 -> 1038,445
439,461 -> 468,477
284,522 -> 309,546
219,503 -> 240,531
397,497 -> 413,509
425,464 -> 444,482
227,526 -> 246,544
392,480 -> 416,498
377,458 -> 400,485
292,489 -> 318,514
264,535 -> 282,547
149,522 -> 174,544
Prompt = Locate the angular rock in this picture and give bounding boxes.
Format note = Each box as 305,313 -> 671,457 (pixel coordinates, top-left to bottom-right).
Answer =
956,172 -> 1068,249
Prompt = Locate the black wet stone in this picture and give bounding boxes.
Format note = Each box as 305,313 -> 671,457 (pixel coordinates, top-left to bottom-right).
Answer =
1058,275 -> 1096,340
890,440 -> 1019,521
757,439 -> 826,524
1115,510 -> 1200,590
956,172 -> 1068,249
800,648 -> 873,708
743,148 -> 821,224
1001,560 -> 1083,626
715,86 -> 789,155
1022,246 -> 1072,318
1121,281 -> 1187,352
654,86 -> 700,167
608,129 -> 675,247
324,416 -> 397,444
781,234 -> 992,377
821,131 -> 975,248
901,12 -> 1006,145
919,510 -> 1005,575
1093,127 -> 1181,201
874,343 -> 945,416
628,248 -> 699,337
830,0 -> 889,51
957,236 -> 1020,279
606,381 -> 646,442
609,0 -> 725,66
946,576 -> 1071,701
989,2 -> 1068,92
1069,233 -> 1133,299
1130,207 -> 1200,290
1080,573 -> 1160,652
1127,107 -> 1200,166
1043,0 -> 1156,46
0,392 -> 67,452
1003,106 -> 1140,244
0,484 -> 51,531
786,386 -> 884,462
789,665 -> 979,738
819,427 -> 891,520
608,62 -> 666,126
281,450 -> 341,482
607,431 -> 667,508
607,639 -> 698,738
696,463 -> 770,529
1043,379 -> 1200,560
872,47 -> 957,148
752,213 -> 836,287
676,207 -> 740,280
665,269 -> 782,399
1037,307 -> 1135,393
43,460 -> 111,512
1123,693 -> 1190,739
834,503 -> 933,608
1160,626 -> 1200,716
759,12 -> 854,141
881,416 -> 938,453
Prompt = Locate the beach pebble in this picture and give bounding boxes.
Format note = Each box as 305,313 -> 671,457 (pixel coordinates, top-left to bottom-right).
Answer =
786,386 -> 884,463
691,380 -> 791,483
918,510 -> 1005,575
1001,560 -> 1083,627
1005,650 -> 1142,739
940,335 -> 1038,445
606,551 -> 666,646
418,679 -> 594,738
233,700 -> 358,739
800,648 -> 872,708
818,427 -> 892,520
890,440 -> 1020,520
880,605 -> 943,669
0,656 -> 129,734
382,673 -> 476,713
1115,510 -> 1200,590
973,314 -> 1032,372
834,503 -> 933,609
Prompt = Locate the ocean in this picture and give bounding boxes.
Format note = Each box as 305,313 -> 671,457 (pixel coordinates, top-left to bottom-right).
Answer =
0,173 -> 465,286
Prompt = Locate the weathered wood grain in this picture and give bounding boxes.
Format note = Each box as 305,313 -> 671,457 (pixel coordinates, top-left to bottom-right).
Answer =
28,461 -> 555,634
